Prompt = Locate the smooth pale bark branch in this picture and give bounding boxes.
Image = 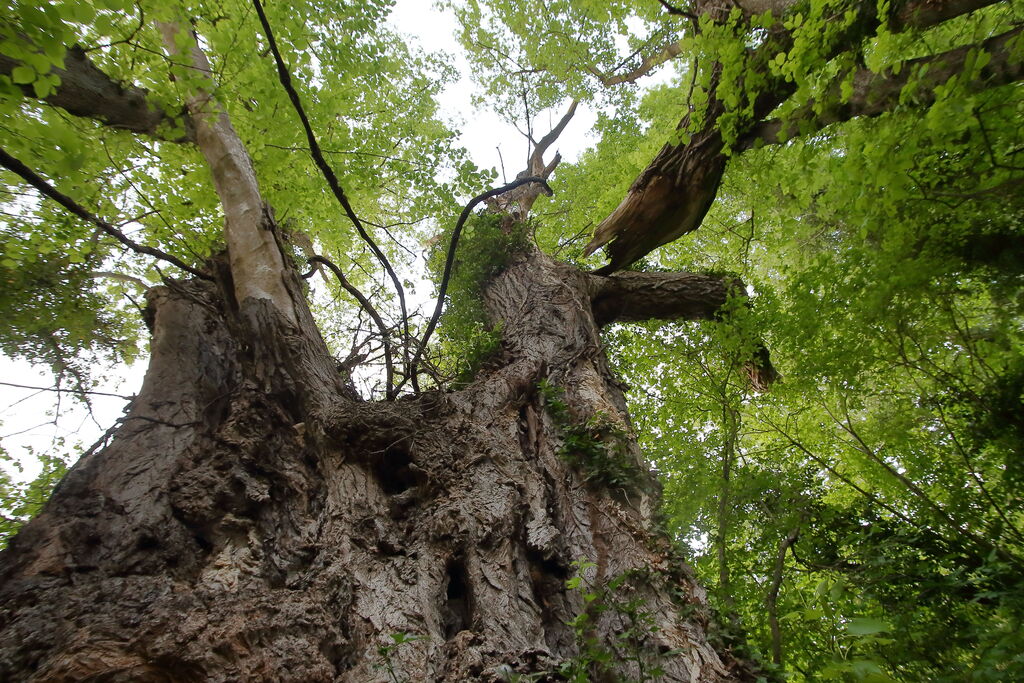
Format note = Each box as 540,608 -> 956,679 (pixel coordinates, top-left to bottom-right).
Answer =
715,405 -> 740,629
587,0 -> 1007,273
742,25 -> 1024,149
767,525 -> 801,666
0,46 -> 191,141
157,22 -> 297,324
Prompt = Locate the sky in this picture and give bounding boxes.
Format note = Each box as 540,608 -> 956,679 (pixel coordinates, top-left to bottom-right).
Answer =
0,0 -> 671,483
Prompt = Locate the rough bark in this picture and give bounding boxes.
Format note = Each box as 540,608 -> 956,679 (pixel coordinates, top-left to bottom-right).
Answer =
588,0 -> 1008,272
0,249 -> 757,682
591,270 -> 743,326
0,45 -> 190,140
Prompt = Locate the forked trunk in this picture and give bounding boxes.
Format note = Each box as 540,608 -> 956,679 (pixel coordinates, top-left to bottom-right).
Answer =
0,250 -> 751,681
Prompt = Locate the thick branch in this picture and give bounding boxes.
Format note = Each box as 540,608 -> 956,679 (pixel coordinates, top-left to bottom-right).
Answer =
743,25 -> 1024,148
530,99 -> 578,169
590,269 -> 742,326
0,45 -> 190,141
767,525 -> 801,667
158,22 -> 296,320
488,101 -> 576,219
587,0 -> 1006,273
0,146 -> 210,279
591,269 -> 778,389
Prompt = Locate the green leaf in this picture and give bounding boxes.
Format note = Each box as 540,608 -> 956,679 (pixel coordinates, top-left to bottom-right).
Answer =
846,617 -> 890,636
10,65 -> 34,84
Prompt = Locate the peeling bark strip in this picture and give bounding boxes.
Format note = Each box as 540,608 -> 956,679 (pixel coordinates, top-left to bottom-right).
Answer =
0,45 -> 190,140
589,0 -> 1010,273
0,251 -> 758,681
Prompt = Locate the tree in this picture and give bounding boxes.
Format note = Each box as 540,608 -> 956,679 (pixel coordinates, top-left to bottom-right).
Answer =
0,0 -> 1019,680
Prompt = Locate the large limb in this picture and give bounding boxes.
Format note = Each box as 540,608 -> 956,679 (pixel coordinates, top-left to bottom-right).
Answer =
157,23 -> 296,323
590,270 -> 778,389
0,45 -> 190,141
590,269 -> 742,326
743,25 -> 1024,148
156,23 -> 348,409
587,0 -> 1007,273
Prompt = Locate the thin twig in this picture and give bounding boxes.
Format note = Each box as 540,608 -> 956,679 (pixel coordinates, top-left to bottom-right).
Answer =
251,0 -> 412,378
0,147 -> 211,279
308,255 -> 395,399
0,380 -> 134,400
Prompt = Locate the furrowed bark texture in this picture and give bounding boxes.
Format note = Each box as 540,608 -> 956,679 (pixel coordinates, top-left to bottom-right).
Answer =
0,46 -> 189,140
0,250 -> 754,682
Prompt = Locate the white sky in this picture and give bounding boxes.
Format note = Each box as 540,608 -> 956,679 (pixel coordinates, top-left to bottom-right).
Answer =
0,0 -> 672,482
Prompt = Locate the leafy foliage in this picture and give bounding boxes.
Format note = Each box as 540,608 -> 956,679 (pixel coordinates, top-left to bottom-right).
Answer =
425,210 -> 527,383
560,560 -> 672,682
0,441 -> 69,549
539,378 -> 645,490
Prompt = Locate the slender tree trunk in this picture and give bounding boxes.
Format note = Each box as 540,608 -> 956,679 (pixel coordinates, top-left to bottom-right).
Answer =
0,249 -> 756,681
714,406 -> 739,630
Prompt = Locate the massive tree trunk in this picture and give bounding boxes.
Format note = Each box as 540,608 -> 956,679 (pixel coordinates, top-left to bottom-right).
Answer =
0,246 -> 754,681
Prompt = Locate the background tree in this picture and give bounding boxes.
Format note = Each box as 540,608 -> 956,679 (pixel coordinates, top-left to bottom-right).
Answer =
0,0 -> 1021,680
